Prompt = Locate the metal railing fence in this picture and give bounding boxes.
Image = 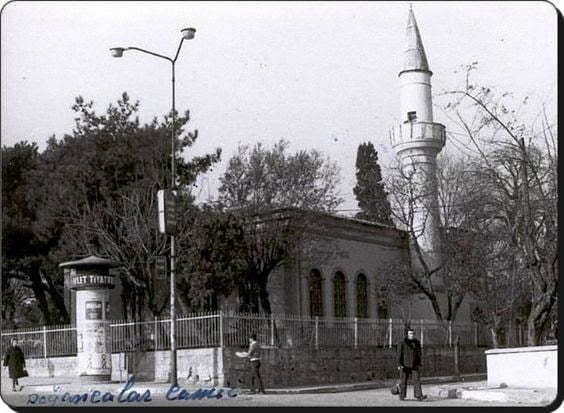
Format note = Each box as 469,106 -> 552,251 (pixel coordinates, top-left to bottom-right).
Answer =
1,312 -> 491,358
1,324 -> 77,358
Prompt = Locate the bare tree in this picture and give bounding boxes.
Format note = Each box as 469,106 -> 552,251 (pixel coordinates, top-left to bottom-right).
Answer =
441,63 -> 557,345
385,153 -> 491,323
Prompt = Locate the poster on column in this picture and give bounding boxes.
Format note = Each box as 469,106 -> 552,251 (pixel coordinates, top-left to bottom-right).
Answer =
85,301 -> 103,320
80,321 -> 110,370
81,321 -> 107,353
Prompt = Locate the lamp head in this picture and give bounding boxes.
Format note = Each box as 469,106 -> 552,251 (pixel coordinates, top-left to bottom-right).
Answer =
110,47 -> 125,58
181,27 -> 196,40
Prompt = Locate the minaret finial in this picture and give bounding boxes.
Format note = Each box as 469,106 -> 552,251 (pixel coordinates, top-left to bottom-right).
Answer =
409,2 -> 413,10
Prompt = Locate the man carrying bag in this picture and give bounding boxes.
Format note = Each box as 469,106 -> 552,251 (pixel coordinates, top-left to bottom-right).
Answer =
397,327 -> 427,401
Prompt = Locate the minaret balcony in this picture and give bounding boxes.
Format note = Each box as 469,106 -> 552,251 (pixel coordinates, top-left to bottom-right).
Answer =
390,121 -> 446,151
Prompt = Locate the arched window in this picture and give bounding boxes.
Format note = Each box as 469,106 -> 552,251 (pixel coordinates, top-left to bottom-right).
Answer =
309,269 -> 323,317
333,271 -> 346,318
357,274 -> 368,318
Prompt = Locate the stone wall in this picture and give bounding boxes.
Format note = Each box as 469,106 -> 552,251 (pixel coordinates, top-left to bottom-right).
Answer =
222,345 -> 486,388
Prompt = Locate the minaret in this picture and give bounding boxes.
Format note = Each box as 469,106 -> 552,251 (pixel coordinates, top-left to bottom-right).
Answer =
390,6 -> 446,272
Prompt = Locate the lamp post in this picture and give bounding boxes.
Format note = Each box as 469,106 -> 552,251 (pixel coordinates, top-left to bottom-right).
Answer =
110,26 -> 196,387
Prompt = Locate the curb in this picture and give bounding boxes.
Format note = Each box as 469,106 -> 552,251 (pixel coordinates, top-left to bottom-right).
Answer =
265,373 -> 487,394
19,373 -> 487,396
22,382 -> 202,395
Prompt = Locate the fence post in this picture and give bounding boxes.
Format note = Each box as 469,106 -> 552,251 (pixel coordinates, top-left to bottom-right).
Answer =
270,313 -> 275,347
448,320 -> 452,347
354,317 -> 358,348
219,311 -> 224,348
315,316 -> 319,350
474,322 -> 478,347
420,319 -> 424,348
154,316 -> 158,350
388,318 -> 393,348
454,335 -> 460,376
43,326 -> 47,359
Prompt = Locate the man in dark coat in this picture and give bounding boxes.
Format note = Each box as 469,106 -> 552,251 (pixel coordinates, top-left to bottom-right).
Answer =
397,328 -> 427,401
3,338 -> 26,391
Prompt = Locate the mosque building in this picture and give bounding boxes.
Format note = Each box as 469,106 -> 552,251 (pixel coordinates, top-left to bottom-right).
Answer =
65,7 -> 474,325
224,6 -> 474,324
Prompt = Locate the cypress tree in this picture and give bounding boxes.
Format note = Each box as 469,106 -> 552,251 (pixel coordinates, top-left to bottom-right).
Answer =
353,142 -> 394,226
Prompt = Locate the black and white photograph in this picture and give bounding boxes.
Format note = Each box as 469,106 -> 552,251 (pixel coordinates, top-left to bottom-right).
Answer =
0,0 -> 559,410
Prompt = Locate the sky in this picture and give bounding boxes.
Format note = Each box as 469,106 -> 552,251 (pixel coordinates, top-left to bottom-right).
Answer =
0,1 -> 558,212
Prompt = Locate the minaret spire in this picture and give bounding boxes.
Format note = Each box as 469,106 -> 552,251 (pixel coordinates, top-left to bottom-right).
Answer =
402,5 -> 430,74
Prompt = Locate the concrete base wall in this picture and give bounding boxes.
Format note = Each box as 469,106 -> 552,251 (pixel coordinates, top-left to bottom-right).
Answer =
223,346 -> 486,388
109,348 -> 224,385
485,345 -> 557,389
130,348 -> 223,385
0,354 -> 138,381
0,356 -> 77,378
2,349 -> 224,387
4,346 -> 486,389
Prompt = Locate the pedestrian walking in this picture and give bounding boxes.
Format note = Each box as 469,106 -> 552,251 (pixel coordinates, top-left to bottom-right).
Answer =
3,338 -> 27,392
397,327 -> 427,401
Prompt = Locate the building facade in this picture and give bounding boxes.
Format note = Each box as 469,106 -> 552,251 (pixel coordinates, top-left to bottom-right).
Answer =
263,212 -> 410,319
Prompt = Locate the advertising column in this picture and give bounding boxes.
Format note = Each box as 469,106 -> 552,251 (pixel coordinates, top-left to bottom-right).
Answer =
59,256 -> 120,382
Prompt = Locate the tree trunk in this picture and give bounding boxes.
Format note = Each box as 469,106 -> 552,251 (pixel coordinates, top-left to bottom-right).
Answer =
45,282 -> 70,323
238,281 -> 260,313
258,278 -> 272,315
429,295 -> 444,321
527,285 -> 557,346
29,264 -> 53,325
449,293 -> 464,323
506,319 -> 514,347
490,327 -> 499,349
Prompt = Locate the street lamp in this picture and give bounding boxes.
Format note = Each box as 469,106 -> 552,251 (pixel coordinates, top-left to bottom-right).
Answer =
110,27 -> 196,387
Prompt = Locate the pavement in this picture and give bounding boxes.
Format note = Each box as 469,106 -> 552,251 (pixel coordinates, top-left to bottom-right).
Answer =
1,372 -> 558,407
429,381 -> 557,406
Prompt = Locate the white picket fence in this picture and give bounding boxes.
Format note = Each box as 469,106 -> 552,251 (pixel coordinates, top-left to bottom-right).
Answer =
1,312 -> 490,358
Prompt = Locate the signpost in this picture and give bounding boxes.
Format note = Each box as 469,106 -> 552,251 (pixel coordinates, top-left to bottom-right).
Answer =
158,189 -> 177,235
157,188 -> 178,384
153,256 -> 169,311
155,255 -> 168,280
